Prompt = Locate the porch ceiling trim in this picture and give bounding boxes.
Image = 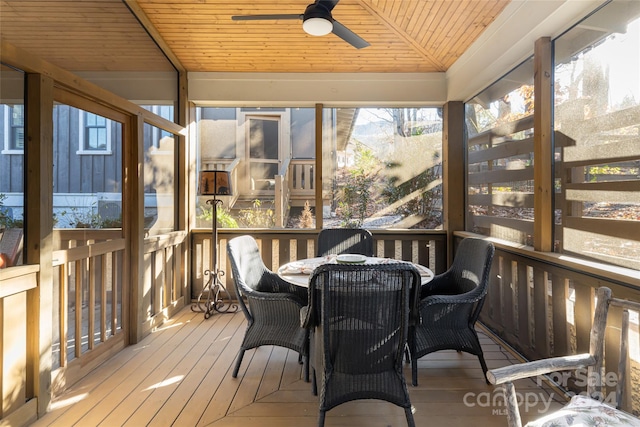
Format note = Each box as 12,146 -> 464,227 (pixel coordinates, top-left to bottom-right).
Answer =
188,72 -> 446,106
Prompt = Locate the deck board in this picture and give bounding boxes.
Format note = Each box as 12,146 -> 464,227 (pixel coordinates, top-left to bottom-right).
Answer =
32,308 -> 562,427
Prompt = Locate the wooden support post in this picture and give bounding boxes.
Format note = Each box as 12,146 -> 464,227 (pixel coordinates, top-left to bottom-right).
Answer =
534,37 -> 554,252
25,73 -> 54,416
442,101 -> 465,264
176,71 -> 189,308
126,113 -> 145,344
315,104 -> 323,230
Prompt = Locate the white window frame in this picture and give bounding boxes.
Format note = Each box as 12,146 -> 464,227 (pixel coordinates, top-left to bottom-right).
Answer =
2,104 -> 25,155
77,110 -> 112,155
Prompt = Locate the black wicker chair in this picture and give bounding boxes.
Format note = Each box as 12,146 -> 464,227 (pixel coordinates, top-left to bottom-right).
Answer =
302,263 -> 420,427
408,237 -> 495,386
227,235 -> 309,380
316,228 -> 374,257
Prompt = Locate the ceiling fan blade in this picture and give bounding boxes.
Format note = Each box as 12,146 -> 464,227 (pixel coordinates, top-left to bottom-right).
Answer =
231,14 -> 302,21
332,20 -> 370,49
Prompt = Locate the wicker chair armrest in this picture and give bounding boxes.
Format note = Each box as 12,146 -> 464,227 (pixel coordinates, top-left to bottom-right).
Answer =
420,292 -> 483,308
487,353 -> 595,385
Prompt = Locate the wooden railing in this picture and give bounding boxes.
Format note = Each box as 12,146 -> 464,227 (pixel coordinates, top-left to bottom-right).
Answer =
191,229 -> 448,300
289,159 -> 315,202
141,230 -> 188,333
0,264 -> 39,424
51,229 -> 126,394
50,229 -> 186,390
199,159 -> 316,223
473,230 -> 640,407
0,227 -> 188,425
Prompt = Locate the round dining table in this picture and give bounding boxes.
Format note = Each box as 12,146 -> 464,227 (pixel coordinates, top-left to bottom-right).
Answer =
277,255 -> 434,288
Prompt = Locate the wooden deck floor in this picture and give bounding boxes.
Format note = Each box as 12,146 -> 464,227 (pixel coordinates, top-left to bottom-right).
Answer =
32,307 -> 564,427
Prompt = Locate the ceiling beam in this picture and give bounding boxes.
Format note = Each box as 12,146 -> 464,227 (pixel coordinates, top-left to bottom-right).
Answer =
356,0 -> 446,71
123,0 -> 186,73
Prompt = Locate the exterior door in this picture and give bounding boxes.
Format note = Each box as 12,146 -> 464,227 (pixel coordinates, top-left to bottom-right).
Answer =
246,115 -> 280,196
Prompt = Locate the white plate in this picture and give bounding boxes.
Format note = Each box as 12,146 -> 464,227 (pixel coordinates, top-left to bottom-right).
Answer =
336,254 -> 367,264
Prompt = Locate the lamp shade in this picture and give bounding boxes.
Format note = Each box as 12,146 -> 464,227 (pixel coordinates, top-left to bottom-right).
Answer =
199,170 -> 232,196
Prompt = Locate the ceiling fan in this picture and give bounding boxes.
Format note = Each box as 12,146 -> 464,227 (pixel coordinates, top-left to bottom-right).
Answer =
231,0 -> 370,49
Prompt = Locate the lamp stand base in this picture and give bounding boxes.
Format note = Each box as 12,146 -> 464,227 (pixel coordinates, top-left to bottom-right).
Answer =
192,268 -> 237,319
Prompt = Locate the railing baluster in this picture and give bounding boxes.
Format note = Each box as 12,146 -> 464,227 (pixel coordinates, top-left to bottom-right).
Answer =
59,263 -> 68,367
88,256 -> 96,350
75,260 -> 82,359
101,254 -> 107,343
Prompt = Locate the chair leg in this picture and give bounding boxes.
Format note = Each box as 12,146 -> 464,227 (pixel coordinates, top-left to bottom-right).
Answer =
411,355 -> 418,386
470,330 -> 490,384
318,410 -> 326,427
232,349 -> 245,378
478,352 -> 489,384
304,354 -> 310,382
312,368 -> 318,395
405,406 -> 416,427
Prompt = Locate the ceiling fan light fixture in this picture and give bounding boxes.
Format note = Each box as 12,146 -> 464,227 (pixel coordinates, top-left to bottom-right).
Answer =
303,17 -> 333,36
302,3 -> 333,36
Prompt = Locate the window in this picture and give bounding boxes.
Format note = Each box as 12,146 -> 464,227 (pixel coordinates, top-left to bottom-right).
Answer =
553,2 -> 640,270
195,106 -> 443,230
2,104 -> 24,153
0,64 -> 25,268
54,104 -> 122,231
10,104 -> 24,150
79,111 -> 110,153
323,107 -> 443,230
465,58 -> 535,245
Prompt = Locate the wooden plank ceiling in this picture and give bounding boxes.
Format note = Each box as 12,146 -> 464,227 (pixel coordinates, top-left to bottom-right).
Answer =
0,0 -> 509,74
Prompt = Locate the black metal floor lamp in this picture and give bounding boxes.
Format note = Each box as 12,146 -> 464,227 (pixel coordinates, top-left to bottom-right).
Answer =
192,170 -> 237,319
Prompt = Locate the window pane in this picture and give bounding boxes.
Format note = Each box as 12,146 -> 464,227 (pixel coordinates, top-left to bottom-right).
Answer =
196,107 -> 315,229
0,64 -> 24,268
195,106 -> 442,230
84,112 -> 108,151
323,107 -> 443,229
554,2 -> 640,270
465,58 -> 535,245
54,104 -> 123,235
144,122 -> 176,235
11,104 -> 24,150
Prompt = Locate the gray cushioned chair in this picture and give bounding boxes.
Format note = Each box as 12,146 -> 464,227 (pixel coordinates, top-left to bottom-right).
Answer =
316,228 -> 374,257
227,235 -> 309,380
302,263 -> 420,427
408,237 -> 495,386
